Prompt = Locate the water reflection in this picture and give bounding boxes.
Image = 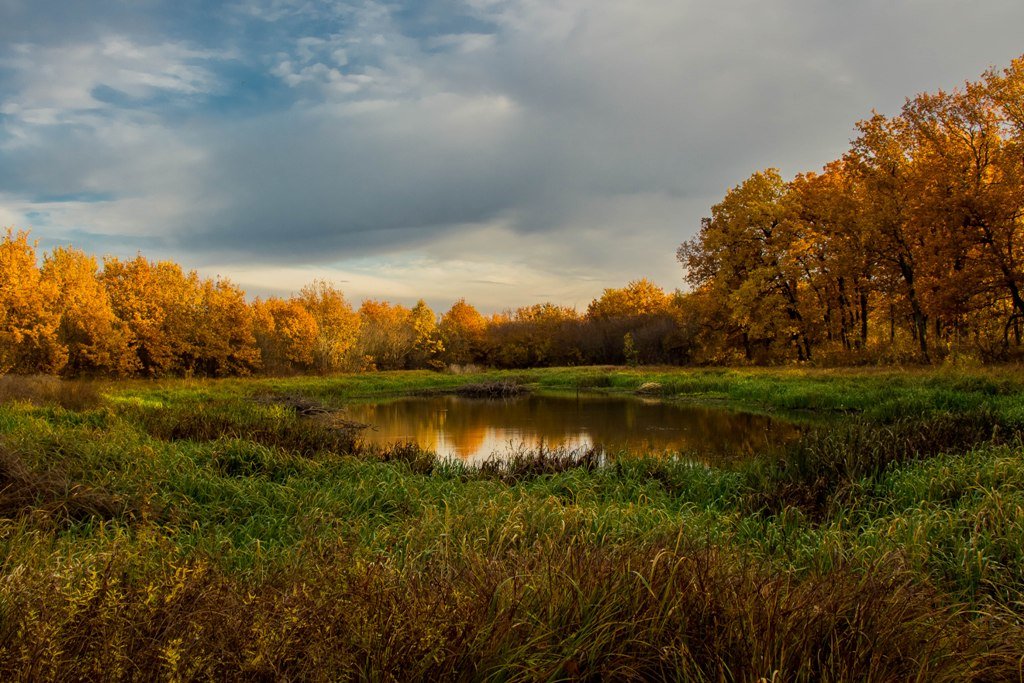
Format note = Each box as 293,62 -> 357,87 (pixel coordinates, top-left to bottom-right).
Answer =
344,394 -> 800,465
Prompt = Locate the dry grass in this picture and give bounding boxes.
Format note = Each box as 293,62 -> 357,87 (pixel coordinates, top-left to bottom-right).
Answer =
0,541 -> 1019,681
132,399 -> 364,457
355,440 -> 438,474
473,443 -> 604,483
0,375 -> 103,410
0,445 -> 133,526
454,380 -> 529,398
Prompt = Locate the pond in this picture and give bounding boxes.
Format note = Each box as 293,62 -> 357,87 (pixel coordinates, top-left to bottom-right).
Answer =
344,393 -> 801,465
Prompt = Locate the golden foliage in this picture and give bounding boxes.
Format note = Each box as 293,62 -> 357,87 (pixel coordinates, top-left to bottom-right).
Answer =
252,298 -> 319,373
439,299 -> 487,365
297,280 -> 360,373
42,246 -> 133,376
0,229 -> 65,373
586,279 -> 670,319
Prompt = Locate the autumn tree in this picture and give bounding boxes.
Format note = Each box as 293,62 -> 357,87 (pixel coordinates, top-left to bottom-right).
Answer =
0,229 -> 66,373
485,303 -> 582,367
786,162 -> 874,353
902,76 -> 1024,354
582,280 -> 678,364
586,279 -> 669,319
439,299 -> 487,366
102,256 -> 204,376
191,278 -> 261,376
296,280 -> 360,373
41,246 -> 133,376
356,300 -> 414,370
252,298 -> 319,373
408,299 -> 444,369
679,170 -> 814,361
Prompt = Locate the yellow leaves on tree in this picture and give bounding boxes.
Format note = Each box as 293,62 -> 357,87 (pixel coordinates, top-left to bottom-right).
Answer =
679,170 -> 813,360
296,280 -> 360,373
193,279 -> 261,377
41,246 -> 133,376
356,300 -> 413,371
102,256 -> 203,377
0,229 -> 65,373
586,279 -> 669,319
355,299 -> 443,370
252,298 -> 319,373
488,303 -> 581,367
439,299 -> 486,365
409,300 -> 444,369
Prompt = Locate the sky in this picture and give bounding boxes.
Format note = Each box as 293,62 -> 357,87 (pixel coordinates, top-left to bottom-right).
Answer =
2,1 -> 1023,313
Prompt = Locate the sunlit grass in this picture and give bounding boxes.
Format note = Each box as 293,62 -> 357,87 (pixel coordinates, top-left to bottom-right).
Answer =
3,366 -> 1024,678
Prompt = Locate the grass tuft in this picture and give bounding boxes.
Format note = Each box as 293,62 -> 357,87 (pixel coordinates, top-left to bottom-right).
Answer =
455,380 -> 529,398
472,443 -> 604,483
0,444 -> 134,525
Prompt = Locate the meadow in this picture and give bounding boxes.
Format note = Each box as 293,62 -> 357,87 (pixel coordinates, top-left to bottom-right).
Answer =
1,366 -> 1024,681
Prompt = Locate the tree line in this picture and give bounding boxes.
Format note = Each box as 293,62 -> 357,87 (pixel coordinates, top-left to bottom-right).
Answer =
4,55 -> 1023,375
677,56 -> 1024,363
0,229 -> 688,376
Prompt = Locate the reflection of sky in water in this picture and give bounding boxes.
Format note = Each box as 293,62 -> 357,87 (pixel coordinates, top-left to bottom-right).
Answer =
346,394 -> 799,465
437,428 -> 595,465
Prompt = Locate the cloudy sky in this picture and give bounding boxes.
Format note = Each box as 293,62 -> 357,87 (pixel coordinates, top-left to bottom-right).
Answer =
2,0 -> 1022,312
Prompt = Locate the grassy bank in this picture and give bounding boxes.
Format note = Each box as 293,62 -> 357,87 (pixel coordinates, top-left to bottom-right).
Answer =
101,363 -> 1024,423
2,367 -> 1024,680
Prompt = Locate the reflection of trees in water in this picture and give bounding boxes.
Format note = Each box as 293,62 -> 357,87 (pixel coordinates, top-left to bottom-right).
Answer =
346,395 -> 800,463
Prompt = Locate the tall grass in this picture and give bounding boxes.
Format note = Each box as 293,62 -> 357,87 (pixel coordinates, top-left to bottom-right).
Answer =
3,368 -> 1024,679
126,397 -> 363,457
0,444 -> 134,526
2,536 -> 1019,681
0,375 -> 103,410
746,410 -> 1003,516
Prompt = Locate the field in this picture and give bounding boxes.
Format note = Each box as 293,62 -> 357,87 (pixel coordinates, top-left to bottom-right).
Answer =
2,366 -> 1024,681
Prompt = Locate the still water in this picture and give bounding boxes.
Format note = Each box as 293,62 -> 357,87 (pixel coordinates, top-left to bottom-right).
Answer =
344,393 -> 800,465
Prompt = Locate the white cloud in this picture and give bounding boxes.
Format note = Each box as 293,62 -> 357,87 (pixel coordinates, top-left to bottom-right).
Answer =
0,37 -> 223,129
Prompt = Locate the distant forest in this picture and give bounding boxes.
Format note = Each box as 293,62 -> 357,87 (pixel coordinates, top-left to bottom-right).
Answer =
2,55 -> 1023,376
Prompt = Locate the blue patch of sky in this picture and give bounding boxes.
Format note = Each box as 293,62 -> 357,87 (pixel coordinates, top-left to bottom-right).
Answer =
3,0 -> 501,126
166,4 -> 370,110
201,61 -> 298,117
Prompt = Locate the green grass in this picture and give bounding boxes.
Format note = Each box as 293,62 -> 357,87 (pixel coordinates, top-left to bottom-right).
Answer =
2,366 -> 1024,679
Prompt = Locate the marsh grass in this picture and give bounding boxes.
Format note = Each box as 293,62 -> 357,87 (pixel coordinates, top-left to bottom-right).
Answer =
0,444 -> 134,526
0,374 -> 103,410
354,440 -> 437,474
472,443 -> 604,483
129,398 -> 364,456
746,410 -> 1004,517
454,379 -> 529,398
1,538 -> 1020,681
3,368 -> 1024,680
